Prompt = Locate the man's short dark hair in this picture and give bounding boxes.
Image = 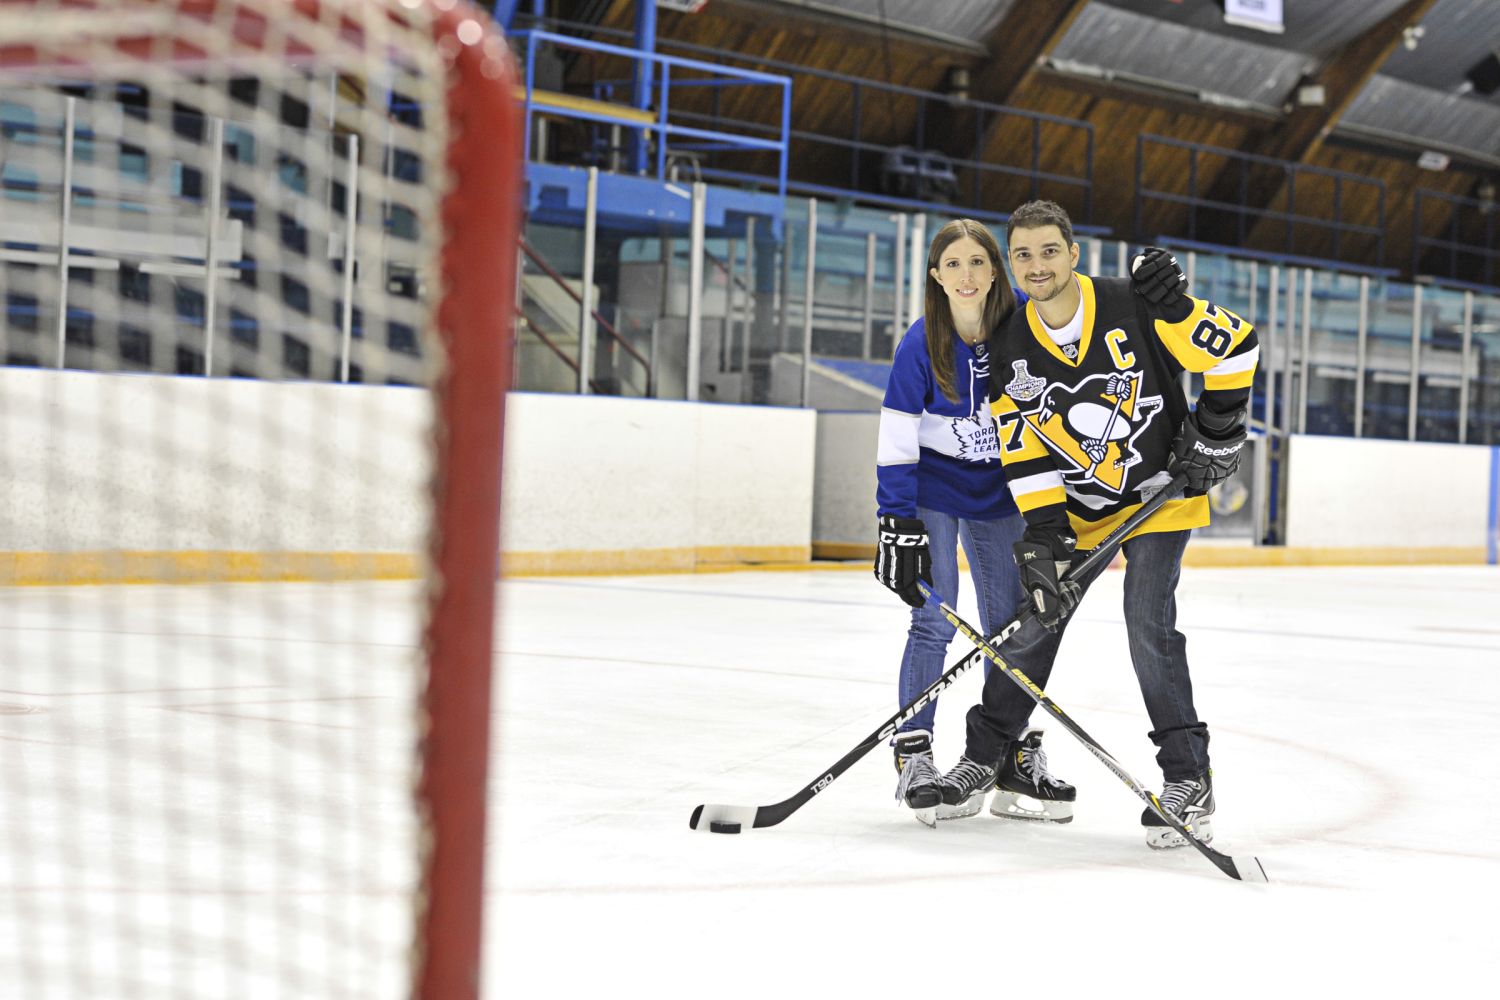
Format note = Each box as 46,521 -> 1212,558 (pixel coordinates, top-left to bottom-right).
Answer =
1007,200 -> 1074,250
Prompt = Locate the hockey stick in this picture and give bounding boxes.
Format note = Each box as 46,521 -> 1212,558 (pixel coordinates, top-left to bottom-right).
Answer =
911,502 -> 1269,883
1083,376 -> 1133,478
688,478 -> 1184,839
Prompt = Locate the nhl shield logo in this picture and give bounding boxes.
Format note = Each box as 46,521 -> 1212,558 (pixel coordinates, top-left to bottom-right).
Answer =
1005,360 -> 1046,402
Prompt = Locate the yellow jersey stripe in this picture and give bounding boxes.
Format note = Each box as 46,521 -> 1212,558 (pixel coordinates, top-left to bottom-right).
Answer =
1015,484 -> 1068,513
1024,274 -> 1098,368
1153,298 -> 1254,375
1073,495 -> 1210,549
1204,368 -> 1256,391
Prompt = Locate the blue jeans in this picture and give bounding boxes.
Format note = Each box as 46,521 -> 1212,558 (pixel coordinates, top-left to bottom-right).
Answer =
897,507 -> 1025,739
963,529 -> 1210,781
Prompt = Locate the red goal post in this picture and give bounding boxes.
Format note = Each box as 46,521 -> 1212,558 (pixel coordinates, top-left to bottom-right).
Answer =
0,1 -> 518,997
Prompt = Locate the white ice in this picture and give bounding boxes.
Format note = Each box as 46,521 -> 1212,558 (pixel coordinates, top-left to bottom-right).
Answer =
492,563 -> 1500,999
2,564 -> 1496,998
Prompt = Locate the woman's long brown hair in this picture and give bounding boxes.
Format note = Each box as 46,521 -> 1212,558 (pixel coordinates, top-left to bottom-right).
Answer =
923,219 -> 1016,403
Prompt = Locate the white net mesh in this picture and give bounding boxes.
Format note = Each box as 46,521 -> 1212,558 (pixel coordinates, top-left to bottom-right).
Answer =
0,1 -> 509,995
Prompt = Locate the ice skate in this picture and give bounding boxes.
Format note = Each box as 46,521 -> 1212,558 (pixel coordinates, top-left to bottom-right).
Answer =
894,730 -> 943,827
1142,769 -> 1215,849
990,727 -> 1075,823
932,755 -> 999,820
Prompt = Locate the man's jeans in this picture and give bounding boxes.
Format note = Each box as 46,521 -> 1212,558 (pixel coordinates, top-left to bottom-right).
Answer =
963,528 -> 1210,781
896,507 -> 1024,739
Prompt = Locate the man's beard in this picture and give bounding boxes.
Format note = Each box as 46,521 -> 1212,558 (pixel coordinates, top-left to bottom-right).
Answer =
1030,274 -> 1071,303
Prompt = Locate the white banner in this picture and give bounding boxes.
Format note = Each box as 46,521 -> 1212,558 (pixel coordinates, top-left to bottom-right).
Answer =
1224,0 -> 1284,34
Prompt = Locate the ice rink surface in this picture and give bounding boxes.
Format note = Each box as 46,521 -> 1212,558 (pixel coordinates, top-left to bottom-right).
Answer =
493,562 -> 1500,999
3,563 -> 1496,998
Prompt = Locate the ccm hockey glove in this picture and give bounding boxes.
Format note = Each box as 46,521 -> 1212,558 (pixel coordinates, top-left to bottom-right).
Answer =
1131,247 -> 1191,320
1013,526 -> 1081,632
875,515 -> 932,609
1171,405 -> 1248,494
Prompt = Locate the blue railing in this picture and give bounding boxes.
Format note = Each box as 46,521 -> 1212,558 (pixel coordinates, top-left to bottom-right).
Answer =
514,30 -> 791,200
519,18 -> 1095,227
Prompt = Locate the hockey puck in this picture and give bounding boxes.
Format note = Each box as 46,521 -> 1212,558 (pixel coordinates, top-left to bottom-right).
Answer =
709,820 -> 742,834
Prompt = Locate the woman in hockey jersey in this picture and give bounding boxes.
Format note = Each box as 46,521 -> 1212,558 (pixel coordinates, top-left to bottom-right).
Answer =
915,200 -> 1257,849
874,218 -> 1075,826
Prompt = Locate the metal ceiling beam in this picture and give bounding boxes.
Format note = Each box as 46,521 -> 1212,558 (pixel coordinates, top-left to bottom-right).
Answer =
969,0 -> 1091,105
924,0 -> 1089,162
1030,65 -> 1276,131
1257,0 -> 1440,166
1196,0 -> 1441,255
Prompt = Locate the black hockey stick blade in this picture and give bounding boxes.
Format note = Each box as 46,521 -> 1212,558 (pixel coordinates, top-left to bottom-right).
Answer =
1140,793 -> 1268,883
688,479 -> 1187,835
689,727 -> 884,833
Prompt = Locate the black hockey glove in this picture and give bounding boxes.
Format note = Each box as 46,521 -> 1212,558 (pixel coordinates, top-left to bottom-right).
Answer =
875,515 -> 932,609
1171,405 -> 1248,495
1013,526 -> 1081,632
1131,247 -> 1191,320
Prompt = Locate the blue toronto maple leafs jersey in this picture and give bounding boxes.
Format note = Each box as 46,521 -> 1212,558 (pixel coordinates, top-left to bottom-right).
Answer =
876,317 -> 1019,521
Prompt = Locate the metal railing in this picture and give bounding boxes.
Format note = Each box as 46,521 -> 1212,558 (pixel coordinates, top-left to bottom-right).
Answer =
1413,187 -> 1500,290
517,235 -> 652,395
1134,133 -> 1386,266
514,30 -> 791,200
525,18 -> 1095,226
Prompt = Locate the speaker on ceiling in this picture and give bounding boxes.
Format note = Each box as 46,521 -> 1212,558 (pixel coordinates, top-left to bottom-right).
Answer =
1467,52 -> 1500,96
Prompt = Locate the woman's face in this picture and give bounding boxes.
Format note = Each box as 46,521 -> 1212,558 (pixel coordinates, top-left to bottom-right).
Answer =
930,235 -> 996,311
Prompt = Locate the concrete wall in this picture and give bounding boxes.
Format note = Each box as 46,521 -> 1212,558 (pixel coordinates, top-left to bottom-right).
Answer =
500,393 -> 817,575
0,368 -> 431,583
1283,434 -> 1497,561
812,411 -> 878,558
0,375 -> 819,582
808,426 -> 1500,568
767,353 -> 884,411
4,369 -> 1495,583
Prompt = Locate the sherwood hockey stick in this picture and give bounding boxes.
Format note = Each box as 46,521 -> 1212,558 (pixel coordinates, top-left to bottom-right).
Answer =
914,578 -> 1268,883
688,477 -> 1185,839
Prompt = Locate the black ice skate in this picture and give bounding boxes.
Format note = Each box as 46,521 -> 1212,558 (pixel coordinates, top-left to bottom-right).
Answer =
990,727 -> 1075,823
1141,769 -> 1215,849
932,755 -> 999,820
894,730 -> 944,826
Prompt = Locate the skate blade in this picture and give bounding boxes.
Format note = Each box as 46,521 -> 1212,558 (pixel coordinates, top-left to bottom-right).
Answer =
1145,817 -> 1213,850
990,790 -> 1073,824
912,806 -> 937,828
935,792 -> 986,821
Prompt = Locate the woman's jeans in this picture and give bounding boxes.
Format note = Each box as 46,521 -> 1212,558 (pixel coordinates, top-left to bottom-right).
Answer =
896,507 -> 1025,742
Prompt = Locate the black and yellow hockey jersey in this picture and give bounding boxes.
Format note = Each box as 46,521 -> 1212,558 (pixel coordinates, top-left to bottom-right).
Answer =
990,274 -> 1258,549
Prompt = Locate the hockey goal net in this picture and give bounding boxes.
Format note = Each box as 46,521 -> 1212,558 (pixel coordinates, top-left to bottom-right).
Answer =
0,0 -> 518,996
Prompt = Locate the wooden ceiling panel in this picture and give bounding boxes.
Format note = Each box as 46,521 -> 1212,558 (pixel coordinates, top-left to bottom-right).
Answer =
968,80 -> 1257,240
563,0 -> 1491,282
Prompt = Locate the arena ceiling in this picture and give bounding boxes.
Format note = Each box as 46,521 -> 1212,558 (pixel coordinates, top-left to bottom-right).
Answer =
761,0 -> 1500,163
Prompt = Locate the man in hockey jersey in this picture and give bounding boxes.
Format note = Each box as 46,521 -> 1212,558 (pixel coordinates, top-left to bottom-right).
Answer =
911,200 -> 1257,849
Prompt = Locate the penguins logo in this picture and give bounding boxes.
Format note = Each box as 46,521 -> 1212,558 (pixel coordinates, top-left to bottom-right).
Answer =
1023,370 -> 1165,493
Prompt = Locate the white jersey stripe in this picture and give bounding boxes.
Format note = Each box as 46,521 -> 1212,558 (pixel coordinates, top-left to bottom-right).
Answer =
1009,470 -> 1065,495
877,408 -> 922,467
1208,345 -> 1259,377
